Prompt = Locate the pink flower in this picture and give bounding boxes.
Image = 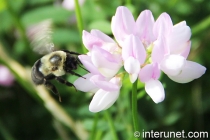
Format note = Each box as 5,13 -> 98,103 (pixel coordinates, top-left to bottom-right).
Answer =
62,0 -> 85,11
82,30 -> 122,78
111,7 -> 165,103
74,30 -> 123,112
75,6 -> 206,112
111,6 -> 206,104
0,65 -> 14,86
152,13 -> 206,83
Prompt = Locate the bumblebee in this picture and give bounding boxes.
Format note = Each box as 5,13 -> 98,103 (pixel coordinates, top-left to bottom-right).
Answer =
31,50 -> 85,102
29,20 -> 85,102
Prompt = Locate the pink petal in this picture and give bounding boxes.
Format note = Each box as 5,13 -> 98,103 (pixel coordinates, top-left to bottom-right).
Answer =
168,61 -> 206,83
82,30 -> 103,50
160,55 -> 186,76
152,36 -> 169,63
78,55 -> 101,75
153,13 -> 173,38
74,73 -> 99,93
89,89 -> 120,112
139,63 -> 160,82
91,47 -> 121,77
122,35 -> 146,64
167,21 -> 191,54
91,29 -> 115,43
90,75 -> 119,91
139,64 -> 153,82
136,10 -> 156,45
179,41 -> 191,58
145,79 -> 165,103
111,6 -> 136,42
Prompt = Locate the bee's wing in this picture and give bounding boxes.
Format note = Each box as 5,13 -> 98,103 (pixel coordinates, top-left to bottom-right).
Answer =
27,19 -> 55,54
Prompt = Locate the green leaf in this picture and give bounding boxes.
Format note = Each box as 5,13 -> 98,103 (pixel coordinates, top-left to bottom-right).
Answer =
0,11 -> 13,32
27,0 -> 53,6
21,6 -> 72,27
88,20 -> 111,34
52,28 -> 80,45
163,112 -> 181,125
0,0 -> 6,12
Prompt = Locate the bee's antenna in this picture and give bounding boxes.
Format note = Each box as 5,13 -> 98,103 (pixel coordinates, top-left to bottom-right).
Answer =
76,57 -> 89,73
79,64 -> 89,73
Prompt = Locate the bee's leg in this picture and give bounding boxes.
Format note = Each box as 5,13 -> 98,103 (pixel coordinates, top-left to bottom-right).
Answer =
44,80 -> 62,102
67,70 -> 86,79
78,64 -> 89,72
55,77 -> 77,91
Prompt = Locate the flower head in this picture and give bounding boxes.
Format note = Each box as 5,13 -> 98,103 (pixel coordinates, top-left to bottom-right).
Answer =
74,6 -> 206,112
62,0 -> 85,11
0,65 -> 14,86
111,6 -> 206,104
74,30 -> 123,112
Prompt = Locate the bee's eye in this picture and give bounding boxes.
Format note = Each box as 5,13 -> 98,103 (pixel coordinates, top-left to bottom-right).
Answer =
50,55 -> 61,65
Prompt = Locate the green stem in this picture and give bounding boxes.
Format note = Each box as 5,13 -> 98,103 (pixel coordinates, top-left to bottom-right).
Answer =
5,0 -> 34,64
0,119 -> 15,140
192,15 -> 210,35
104,111 -> 118,140
74,0 -> 86,53
126,0 -> 132,5
89,113 -> 98,140
132,80 -> 139,137
5,1 -> 29,47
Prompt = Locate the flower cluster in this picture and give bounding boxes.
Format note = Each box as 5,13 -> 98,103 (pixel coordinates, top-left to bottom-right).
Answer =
74,6 -> 206,113
0,65 -> 14,86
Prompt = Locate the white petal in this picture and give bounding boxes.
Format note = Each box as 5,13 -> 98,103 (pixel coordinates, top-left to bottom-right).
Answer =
168,61 -> 206,83
160,55 -> 185,76
145,79 -> 165,103
124,57 -> 140,74
98,67 -> 119,78
124,57 -> 140,83
129,73 -> 138,83
74,73 -> 98,93
167,21 -> 191,54
89,89 -> 120,112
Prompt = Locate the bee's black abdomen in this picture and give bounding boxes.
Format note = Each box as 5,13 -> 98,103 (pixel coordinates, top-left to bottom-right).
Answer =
31,59 -> 45,85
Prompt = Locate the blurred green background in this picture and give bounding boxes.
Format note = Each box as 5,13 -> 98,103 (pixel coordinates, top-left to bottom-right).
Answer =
0,0 -> 209,140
